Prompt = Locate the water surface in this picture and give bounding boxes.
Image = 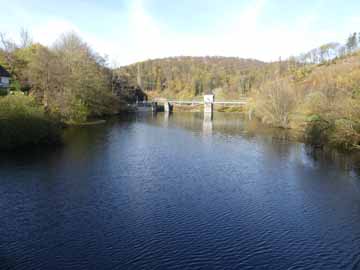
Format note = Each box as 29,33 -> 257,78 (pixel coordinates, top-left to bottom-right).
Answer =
1,113 -> 360,270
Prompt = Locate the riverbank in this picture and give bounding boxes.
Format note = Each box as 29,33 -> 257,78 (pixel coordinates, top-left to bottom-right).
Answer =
0,94 -> 114,151
250,92 -> 360,152
67,120 -> 107,126
0,95 -> 62,151
1,92 -> 357,154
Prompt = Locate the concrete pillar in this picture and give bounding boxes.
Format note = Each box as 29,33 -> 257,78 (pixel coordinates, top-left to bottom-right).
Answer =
204,103 -> 213,113
204,94 -> 214,114
164,102 -> 171,112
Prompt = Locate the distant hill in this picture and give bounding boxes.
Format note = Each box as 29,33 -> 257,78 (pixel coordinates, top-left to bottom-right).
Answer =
116,56 -> 267,99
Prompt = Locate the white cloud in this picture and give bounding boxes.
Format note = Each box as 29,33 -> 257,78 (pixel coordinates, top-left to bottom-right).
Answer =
32,20 -> 81,46
110,0 -> 270,63
2,0 -> 358,66
107,0 -> 327,64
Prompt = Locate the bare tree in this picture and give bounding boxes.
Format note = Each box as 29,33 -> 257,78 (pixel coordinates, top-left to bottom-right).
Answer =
19,28 -> 33,49
255,79 -> 296,128
0,32 -> 17,52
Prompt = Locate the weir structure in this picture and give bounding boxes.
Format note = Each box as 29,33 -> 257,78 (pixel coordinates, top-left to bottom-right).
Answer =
133,95 -> 248,113
164,101 -> 172,113
203,94 -> 214,114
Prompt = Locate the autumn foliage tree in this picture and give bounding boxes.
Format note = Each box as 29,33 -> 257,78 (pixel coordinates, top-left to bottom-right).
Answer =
0,32 -> 121,123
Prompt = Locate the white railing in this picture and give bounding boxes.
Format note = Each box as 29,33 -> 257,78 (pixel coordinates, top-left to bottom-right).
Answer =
155,99 -> 249,105
214,101 -> 248,105
136,98 -> 250,107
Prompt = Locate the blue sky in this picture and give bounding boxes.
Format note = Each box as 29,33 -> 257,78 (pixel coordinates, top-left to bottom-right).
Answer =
0,0 -> 359,66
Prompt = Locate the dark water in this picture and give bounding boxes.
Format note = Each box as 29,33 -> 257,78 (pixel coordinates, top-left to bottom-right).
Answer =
1,113 -> 360,270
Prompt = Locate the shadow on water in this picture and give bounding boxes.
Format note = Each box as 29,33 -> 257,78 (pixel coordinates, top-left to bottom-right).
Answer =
0,116 -> 132,168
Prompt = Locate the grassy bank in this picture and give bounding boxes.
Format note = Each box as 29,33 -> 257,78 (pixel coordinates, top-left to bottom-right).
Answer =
0,94 -> 62,150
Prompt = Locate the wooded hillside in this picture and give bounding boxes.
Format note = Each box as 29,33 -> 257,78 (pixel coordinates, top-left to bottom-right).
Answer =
117,56 -> 267,99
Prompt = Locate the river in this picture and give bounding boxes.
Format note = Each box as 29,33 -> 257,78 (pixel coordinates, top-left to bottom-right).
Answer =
0,113 -> 360,270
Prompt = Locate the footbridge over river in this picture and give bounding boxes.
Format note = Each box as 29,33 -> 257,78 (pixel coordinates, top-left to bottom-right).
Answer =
134,95 -> 249,113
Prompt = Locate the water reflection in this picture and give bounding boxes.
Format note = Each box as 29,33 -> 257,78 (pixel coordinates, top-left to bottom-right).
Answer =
163,111 -> 170,127
203,112 -> 213,135
0,112 -> 358,177
145,112 -> 360,175
0,112 -> 360,270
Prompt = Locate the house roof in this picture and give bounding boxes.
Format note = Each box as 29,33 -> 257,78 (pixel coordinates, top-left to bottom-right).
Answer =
0,65 -> 11,77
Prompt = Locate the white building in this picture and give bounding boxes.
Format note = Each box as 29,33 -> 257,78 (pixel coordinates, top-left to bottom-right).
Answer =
0,65 -> 11,89
204,94 -> 214,103
204,94 -> 215,114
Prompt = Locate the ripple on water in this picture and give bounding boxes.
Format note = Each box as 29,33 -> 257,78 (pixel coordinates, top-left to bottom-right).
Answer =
0,113 -> 360,270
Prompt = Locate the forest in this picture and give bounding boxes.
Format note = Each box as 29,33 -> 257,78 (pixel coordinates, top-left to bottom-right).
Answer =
117,56 -> 266,99
0,31 -> 138,149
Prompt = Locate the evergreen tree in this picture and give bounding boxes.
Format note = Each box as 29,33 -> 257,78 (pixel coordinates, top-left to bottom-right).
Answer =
346,33 -> 358,53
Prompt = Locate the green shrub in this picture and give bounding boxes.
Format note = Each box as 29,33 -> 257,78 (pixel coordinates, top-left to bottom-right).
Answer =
305,115 -> 360,150
329,119 -> 360,150
0,94 -> 62,150
10,80 -> 22,92
67,98 -> 89,124
0,89 -> 8,96
304,115 -> 331,147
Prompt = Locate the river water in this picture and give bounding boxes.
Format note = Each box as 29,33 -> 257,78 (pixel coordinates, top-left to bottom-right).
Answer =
1,113 -> 360,270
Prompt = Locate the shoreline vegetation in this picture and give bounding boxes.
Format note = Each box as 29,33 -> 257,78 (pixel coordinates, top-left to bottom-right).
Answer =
0,94 -> 62,150
0,31 -> 141,150
0,30 -> 360,151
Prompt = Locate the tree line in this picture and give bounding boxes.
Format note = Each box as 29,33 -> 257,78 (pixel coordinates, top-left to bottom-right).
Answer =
295,32 -> 360,64
117,56 -> 267,99
0,31 -> 139,123
118,32 -> 360,101
0,31 -> 142,149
